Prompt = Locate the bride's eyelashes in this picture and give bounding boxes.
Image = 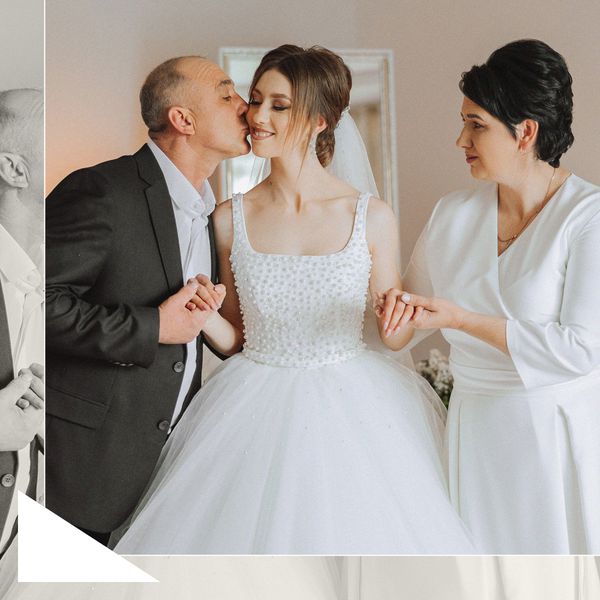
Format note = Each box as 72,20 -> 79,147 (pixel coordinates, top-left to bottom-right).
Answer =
248,97 -> 290,112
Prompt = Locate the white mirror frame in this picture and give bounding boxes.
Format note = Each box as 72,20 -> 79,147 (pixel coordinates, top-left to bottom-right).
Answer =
218,47 -> 399,217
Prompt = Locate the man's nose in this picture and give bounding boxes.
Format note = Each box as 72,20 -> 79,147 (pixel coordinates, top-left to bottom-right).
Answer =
234,93 -> 248,117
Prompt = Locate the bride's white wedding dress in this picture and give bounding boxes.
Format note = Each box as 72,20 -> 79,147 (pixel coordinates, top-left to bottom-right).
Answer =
114,193 -> 474,554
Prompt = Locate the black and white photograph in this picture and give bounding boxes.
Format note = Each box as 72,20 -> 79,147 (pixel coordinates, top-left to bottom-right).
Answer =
0,0 -> 44,595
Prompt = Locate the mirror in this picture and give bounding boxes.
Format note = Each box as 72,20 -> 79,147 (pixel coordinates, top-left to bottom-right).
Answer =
218,47 -> 399,216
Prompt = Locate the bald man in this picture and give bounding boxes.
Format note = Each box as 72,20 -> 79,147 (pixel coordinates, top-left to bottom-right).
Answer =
45,57 -> 249,543
0,88 -> 44,558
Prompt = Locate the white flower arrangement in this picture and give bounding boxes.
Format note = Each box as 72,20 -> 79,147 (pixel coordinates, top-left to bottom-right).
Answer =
416,349 -> 454,407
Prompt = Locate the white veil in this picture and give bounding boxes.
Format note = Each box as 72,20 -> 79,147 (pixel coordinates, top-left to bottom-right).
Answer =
248,110 -> 413,370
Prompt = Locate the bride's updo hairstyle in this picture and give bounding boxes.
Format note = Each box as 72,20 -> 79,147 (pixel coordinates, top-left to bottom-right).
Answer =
249,44 -> 351,167
460,39 -> 574,167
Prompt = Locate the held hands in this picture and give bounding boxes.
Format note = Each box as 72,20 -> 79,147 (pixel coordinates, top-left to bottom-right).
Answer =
158,275 -> 226,344
185,274 -> 226,314
15,363 -> 44,410
374,289 -> 467,336
0,364 -> 44,452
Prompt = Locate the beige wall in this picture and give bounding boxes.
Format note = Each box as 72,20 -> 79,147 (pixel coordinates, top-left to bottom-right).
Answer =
46,0 -> 600,360
0,0 -> 43,89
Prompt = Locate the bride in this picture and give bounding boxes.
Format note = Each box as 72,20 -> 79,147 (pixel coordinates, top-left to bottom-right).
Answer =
114,44 -> 474,554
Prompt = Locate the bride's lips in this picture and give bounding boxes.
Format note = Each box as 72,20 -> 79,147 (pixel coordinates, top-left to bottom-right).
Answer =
251,127 -> 274,141
466,155 -> 478,164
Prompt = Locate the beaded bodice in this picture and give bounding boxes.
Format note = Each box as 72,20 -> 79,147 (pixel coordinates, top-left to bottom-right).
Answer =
230,193 -> 372,368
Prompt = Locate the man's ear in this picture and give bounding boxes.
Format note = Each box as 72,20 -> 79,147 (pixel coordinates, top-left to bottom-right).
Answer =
167,106 -> 195,136
0,153 -> 29,188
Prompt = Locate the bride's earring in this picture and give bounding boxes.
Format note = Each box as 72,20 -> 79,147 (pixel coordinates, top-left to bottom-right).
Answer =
308,134 -> 317,156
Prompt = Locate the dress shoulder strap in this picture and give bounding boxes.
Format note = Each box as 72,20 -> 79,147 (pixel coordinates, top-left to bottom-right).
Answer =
230,193 -> 247,248
352,192 -> 371,242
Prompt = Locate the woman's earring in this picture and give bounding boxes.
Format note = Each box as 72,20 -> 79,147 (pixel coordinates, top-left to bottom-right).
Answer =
308,134 -> 317,156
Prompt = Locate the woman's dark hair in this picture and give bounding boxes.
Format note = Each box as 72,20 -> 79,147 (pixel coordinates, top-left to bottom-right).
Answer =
249,44 -> 352,167
459,39 -> 574,167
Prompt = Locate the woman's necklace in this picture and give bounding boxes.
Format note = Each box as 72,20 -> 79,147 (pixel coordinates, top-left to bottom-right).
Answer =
497,167 -> 557,248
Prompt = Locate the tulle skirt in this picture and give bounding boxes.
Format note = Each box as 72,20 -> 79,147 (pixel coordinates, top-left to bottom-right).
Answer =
115,350 -> 475,554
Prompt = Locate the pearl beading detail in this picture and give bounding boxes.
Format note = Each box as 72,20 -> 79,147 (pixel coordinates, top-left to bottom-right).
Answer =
230,193 -> 372,368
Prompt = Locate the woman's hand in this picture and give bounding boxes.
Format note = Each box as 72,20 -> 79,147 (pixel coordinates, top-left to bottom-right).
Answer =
374,290 -> 468,333
373,288 -> 416,337
399,293 -> 468,330
186,274 -> 226,315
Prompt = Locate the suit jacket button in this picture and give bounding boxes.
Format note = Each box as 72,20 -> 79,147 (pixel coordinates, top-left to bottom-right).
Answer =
157,420 -> 170,432
173,361 -> 185,373
1,474 -> 15,488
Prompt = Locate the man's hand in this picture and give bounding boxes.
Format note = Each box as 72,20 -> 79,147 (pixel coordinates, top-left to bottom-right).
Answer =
16,363 -> 44,410
186,274 -> 226,312
0,373 -> 43,452
158,280 -> 216,344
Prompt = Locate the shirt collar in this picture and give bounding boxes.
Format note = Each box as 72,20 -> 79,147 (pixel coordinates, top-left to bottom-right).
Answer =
147,138 -> 216,219
0,223 -> 41,290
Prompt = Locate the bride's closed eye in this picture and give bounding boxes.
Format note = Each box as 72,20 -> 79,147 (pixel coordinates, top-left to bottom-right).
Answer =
248,97 -> 290,111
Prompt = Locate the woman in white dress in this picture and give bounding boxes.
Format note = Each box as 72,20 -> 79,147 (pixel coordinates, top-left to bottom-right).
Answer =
113,45 -> 474,554
383,39 -> 600,553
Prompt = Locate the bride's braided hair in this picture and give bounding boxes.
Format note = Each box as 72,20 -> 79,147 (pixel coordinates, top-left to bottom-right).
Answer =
249,45 -> 352,167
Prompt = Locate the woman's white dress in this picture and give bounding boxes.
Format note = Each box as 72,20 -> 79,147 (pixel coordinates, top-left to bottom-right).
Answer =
404,175 -> 600,554
114,192 -> 474,554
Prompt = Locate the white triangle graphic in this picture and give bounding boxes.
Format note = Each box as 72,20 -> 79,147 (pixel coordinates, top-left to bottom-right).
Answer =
18,493 -> 158,582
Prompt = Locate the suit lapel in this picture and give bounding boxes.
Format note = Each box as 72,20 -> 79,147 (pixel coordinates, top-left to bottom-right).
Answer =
135,145 -> 184,296
0,284 -> 14,388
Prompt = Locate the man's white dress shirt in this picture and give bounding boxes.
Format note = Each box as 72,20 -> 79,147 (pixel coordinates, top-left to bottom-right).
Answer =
147,139 -> 215,425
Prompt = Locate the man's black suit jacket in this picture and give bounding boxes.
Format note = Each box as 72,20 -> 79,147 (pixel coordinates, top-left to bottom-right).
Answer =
45,144 -> 217,533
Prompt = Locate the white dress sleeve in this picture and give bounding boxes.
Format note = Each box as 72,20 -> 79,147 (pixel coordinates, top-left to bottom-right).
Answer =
507,207 -> 600,388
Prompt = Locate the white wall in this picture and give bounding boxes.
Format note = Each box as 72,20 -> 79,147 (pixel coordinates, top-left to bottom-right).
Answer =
0,0 -> 43,89
46,0 -> 600,360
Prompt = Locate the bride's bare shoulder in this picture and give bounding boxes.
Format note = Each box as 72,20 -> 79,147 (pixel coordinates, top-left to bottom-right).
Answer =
214,197 -> 233,221
242,180 -> 271,204
213,199 -> 234,248
365,196 -> 397,244
366,195 -> 394,221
